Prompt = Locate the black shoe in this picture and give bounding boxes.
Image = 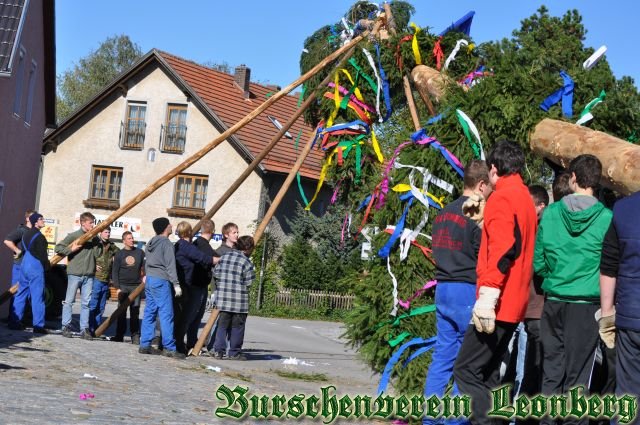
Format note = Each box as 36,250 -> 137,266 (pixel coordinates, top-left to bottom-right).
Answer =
8,322 -> 25,331
162,350 -> 186,360
227,353 -> 248,361
212,351 -> 225,360
139,346 -> 161,355
61,326 -> 73,338
33,327 -> 49,334
80,329 -> 93,340
111,336 -> 124,342
131,334 -> 140,345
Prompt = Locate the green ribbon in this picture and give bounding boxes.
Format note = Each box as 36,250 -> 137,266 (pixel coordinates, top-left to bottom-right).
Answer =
348,58 -> 378,93
388,331 -> 411,347
338,135 -> 366,183
297,85 -> 306,108
340,71 -> 360,110
294,129 -> 310,206
578,89 -> 606,119
456,110 -> 481,158
628,131 -> 638,143
375,303 -> 436,329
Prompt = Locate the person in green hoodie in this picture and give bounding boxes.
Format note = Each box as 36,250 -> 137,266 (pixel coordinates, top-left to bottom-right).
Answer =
534,155 -> 612,425
89,227 -> 119,336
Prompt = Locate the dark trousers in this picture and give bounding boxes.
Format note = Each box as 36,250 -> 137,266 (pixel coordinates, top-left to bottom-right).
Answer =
213,311 -> 247,356
186,286 -> 208,350
453,322 -> 517,425
520,319 -> 542,395
116,284 -> 141,339
173,284 -> 189,354
617,329 -> 640,425
540,301 -> 600,425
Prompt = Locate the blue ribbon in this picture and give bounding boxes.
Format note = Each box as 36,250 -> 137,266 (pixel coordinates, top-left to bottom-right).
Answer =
322,120 -> 370,135
540,71 -> 574,118
399,191 -> 442,210
378,337 -> 436,395
357,194 -> 372,211
378,198 -> 414,258
376,43 -> 393,122
426,114 -> 444,125
410,129 -> 464,178
403,337 -> 437,366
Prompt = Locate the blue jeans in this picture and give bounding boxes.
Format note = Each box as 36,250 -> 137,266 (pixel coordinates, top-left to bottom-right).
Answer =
10,253 -> 45,328
88,280 -> 109,332
140,276 -> 176,351
423,282 -> 475,425
62,275 -> 93,331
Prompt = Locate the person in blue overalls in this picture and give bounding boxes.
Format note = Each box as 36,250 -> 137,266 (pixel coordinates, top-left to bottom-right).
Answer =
8,213 -> 50,333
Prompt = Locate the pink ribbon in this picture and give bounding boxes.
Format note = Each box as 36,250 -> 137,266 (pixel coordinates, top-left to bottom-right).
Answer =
397,280 -> 437,309
327,83 -> 376,113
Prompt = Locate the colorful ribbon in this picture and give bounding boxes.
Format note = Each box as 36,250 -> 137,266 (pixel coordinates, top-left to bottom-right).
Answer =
362,48 -> 382,122
540,71 -> 574,118
293,130 -> 310,206
377,337 -> 437,395
410,23 -> 422,65
433,37 -> 444,71
375,44 -> 393,122
576,89 -> 606,126
456,109 -> 485,159
398,280 -> 437,309
444,39 -> 469,71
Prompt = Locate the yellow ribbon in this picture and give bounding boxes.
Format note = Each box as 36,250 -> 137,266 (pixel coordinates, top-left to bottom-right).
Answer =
340,69 -> 365,103
391,184 -> 445,208
305,149 -> 336,210
371,127 -> 384,163
410,23 -> 422,65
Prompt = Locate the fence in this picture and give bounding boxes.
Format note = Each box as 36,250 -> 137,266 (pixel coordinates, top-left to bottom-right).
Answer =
271,288 -> 355,310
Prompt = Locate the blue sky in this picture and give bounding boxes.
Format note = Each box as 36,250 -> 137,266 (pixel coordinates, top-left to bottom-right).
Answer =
56,1 -> 638,88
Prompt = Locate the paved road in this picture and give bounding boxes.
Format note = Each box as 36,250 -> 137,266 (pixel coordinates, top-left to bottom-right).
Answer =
0,301 -> 381,424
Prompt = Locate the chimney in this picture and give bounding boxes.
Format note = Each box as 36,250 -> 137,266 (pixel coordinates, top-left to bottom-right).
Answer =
234,64 -> 251,98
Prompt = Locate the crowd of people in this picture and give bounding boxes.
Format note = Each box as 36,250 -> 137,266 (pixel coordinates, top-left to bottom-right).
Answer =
4,212 -> 255,361
425,141 -> 636,425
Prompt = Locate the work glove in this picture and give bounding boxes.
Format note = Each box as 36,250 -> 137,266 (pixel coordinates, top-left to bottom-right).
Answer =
173,283 -> 182,298
472,286 -> 501,334
13,249 -> 22,260
462,193 -> 486,228
595,308 -> 616,349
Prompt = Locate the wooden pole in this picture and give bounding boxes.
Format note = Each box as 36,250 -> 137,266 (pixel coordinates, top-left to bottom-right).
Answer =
383,3 -> 422,130
0,283 -> 18,306
192,46 -> 359,234
94,283 -> 145,337
0,25 -> 378,307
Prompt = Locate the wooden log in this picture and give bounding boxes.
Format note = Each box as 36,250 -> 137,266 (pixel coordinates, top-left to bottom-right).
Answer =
0,24 -> 378,307
192,45 -> 359,234
0,283 -> 18,306
410,64 -> 456,102
94,282 -> 145,337
189,308 -> 219,357
530,118 -> 640,195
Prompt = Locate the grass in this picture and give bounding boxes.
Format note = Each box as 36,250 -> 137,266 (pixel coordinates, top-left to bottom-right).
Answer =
273,369 -> 328,382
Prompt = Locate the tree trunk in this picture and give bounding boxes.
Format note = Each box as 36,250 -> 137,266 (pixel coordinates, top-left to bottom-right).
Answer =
530,118 -> 640,195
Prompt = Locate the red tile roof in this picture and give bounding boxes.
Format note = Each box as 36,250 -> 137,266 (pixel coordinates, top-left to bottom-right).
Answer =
158,51 -> 323,180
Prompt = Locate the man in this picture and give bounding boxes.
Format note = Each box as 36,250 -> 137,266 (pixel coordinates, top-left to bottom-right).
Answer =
111,231 -> 144,344
534,154 -> 612,425
188,219 -> 219,352
139,217 -> 185,359
4,209 -> 35,316
599,190 -> 640,425
453,141 -> 538,425
89,227 -> 119,335
55,212 -> 98,340
423,159 -> 492,425
8,213 -> 49,333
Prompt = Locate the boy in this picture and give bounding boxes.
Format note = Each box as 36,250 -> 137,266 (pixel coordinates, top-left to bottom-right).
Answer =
216,222 -> 239,256
89,227 -> 119,335
111,231 -> 144,343
212,235 -> 256,360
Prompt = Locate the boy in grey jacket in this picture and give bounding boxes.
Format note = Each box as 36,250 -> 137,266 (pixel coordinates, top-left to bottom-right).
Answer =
55,212 -> 98,339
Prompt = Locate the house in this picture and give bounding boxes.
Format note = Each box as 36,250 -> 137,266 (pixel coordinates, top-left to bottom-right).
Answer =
0,0 -> 56,312
38,49 -> 328,247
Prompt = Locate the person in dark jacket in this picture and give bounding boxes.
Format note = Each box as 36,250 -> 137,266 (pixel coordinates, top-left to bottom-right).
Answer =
139,217 -> 184,359
188,219 -> 219,352
173,221 -> 216,354
111,231 -> 145,344
422,160 -> 492,425
89,227 -> 119,335
599,191 -> 640,424
9,213 -> 49,333
4,209 -> 35,319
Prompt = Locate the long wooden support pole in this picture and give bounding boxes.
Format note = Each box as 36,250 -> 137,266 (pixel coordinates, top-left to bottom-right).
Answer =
192,46 -> 358,235
0,26 -> 376,307
94,284 -> 145,336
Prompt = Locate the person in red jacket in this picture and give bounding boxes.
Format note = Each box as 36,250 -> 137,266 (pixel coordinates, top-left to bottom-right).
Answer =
453,141 -> 538,425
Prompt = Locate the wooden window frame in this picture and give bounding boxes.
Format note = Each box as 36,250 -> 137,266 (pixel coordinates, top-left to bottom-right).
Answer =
160,104 -> 188,154
167,173 -> 207,218
120,102 -> 146,150
83,166 -> 123,210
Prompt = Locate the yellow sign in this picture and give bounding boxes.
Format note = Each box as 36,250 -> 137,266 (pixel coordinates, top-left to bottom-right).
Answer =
41,225 -> 57,244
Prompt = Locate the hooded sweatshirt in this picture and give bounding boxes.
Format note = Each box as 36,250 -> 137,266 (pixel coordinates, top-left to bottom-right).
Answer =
534,193 -> 612,302
144,235 -> 179,284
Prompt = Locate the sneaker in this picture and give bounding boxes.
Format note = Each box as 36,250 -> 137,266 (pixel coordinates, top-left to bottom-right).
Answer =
61,326 -> 73,338
8,322 -> 25,331
131,334 -> 140,345
162,350 -> 186,360
212,351 -> 225,360
33,327 -> 49,334
80,329 -> 93,340
139,346 -> 161,355
111,336 -> 124,343
227,353 -> 248,361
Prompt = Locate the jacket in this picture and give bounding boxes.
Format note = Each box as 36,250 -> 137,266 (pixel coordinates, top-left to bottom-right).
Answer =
144,235 -> 178,284
192,237 -> 217,288
534,194 -> 612,302
476,174 -> 538,323
94,239 -> 119,282
175,239 -> 213,287
55,229 -> 98,276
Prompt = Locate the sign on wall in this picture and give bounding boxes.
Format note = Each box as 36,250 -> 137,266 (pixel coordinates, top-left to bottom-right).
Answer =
74,213 -> 142,239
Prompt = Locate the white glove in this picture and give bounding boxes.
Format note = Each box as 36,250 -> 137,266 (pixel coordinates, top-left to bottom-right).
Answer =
173,283 -> 182,298
595,308 -> 616,349
472,286 -> 501,334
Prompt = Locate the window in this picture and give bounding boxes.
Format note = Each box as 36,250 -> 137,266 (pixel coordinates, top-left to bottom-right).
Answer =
167,173 -> 208,218
160,104 -> 187,153
12,46 -> 25,116
24,60 -> 37,124
119,102 -> 146,149
83,166 -> 123,210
